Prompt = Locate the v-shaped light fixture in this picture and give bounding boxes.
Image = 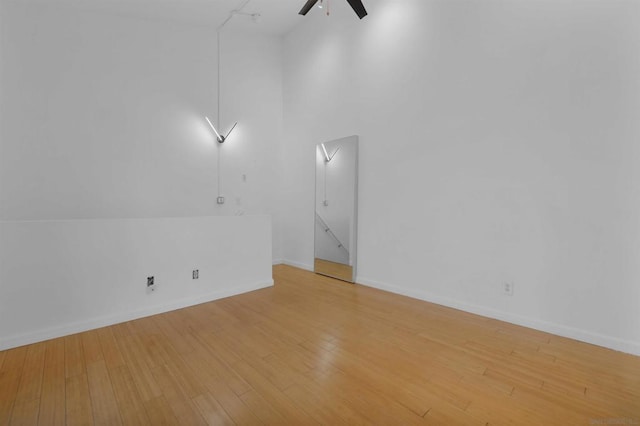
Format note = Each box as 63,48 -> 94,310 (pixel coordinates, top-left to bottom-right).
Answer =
299,0 -> 367,19
205,1 -> 251,144
204,0 -> 257,205
321,143 -> 340,162
206,116 -> 237,144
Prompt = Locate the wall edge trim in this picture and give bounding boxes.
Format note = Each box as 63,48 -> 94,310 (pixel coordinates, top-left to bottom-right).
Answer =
281,259 -> 314,272
357,275 -> 640,357
0,279 -> 274,351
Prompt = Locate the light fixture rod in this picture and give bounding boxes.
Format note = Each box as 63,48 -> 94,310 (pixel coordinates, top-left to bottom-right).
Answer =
205,116 -> 223,141
226,121 -> 238,140
231,10 -> 261,19
217,0 -> 251,31
206,116 -> 237,144
321,143 -> 331,162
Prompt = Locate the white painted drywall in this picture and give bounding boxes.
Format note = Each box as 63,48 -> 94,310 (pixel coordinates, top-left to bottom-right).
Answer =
0,215 -> 272,350
0,2 -> 4,182
0,1 -> 283,260
0,2 -> 281,349
282,0 -> 640,354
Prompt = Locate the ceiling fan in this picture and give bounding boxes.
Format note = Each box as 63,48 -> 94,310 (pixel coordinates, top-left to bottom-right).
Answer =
299,0 -> 368,19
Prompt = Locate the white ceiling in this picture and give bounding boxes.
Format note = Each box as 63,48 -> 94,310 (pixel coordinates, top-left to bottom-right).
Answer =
13,0 -> 310,36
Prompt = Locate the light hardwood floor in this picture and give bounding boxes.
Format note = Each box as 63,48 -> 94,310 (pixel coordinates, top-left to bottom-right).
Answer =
1,265 -> 639,425
314,258 -> 354,282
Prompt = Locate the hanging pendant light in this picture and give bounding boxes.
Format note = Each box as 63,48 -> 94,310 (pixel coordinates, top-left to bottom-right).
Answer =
204,0 -> 257,205
204,1 -> 254,144
205,116 -> 237,144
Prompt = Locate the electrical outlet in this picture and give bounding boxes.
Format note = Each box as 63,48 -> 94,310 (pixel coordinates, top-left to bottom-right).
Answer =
146,276 -> 156,294
192,270 -> 199,279
503,282 -> 514,296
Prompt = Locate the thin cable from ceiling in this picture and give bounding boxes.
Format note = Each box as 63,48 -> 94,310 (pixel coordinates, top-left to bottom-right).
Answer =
215,0 -> 253,198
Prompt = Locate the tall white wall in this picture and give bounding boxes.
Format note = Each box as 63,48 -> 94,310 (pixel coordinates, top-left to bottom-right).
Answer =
0,2 -> 281,349
282,0 -> 640,354
0,216 -> 272,350
0,1 -> 283,259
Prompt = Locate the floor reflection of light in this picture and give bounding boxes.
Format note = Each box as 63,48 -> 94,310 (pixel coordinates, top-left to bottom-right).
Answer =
310,337 -> 339,374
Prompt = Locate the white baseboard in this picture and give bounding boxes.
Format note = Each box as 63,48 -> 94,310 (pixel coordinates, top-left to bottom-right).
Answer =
357,276 -> 640,357
280,259 -> 314,272
0,280 -> 273,351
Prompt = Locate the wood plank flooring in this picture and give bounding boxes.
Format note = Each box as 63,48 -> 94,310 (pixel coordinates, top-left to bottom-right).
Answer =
1,264 -> 639,425
314,258 -> 354,282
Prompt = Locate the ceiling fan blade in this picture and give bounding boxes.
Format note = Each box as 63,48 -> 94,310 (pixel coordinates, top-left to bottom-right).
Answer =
299,0 -> 320,16
345,0 -> 367,19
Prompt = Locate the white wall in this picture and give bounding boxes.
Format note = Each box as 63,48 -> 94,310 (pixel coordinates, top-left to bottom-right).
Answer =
3,0 -> 640,356
282,0 -> 640,355
0,1 -> 283,259
0,2 -> 281,349
0,216 -> 272,350
217,29 -> 285,262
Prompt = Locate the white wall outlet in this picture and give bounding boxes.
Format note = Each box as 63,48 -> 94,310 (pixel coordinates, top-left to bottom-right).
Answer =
503,281 -> 514,296
192,269 -> 199,279
217,196 -> 225,205
146,276 -> 156,294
